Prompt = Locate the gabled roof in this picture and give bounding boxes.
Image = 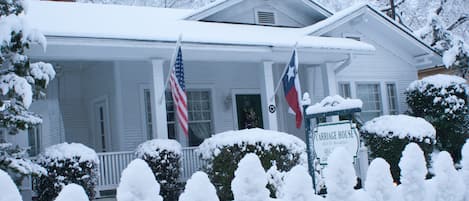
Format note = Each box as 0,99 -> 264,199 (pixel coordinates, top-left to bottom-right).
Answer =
301,3 -> 440,56
184,0 -> 332,21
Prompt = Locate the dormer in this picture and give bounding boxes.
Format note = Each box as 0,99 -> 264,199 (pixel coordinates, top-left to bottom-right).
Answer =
185,0 -> 332,28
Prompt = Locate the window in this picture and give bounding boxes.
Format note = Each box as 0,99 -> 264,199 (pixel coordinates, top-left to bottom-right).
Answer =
143,88 -> 154,140
386,83 -> 399,115
28,125 -> 41,156
166,90 -> 213,146
338,83 -> 351,98
356,83 -> 382,122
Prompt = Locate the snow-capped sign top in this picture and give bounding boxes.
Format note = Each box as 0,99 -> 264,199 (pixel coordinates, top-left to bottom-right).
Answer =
135,139 -> 182,158
361,115 -> 435,142
305,95 -> 363,115
408,74 -> 467,92
38,142 -> 99,164
197,128 -> 306,160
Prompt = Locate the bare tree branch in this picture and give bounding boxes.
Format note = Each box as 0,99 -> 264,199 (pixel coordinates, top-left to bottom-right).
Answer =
447,14 -> 469,31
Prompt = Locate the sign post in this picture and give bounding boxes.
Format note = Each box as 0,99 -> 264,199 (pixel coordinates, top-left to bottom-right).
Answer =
302,97 -> 362,194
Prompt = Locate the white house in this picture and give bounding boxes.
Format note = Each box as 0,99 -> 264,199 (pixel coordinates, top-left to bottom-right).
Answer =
5,0 -> 441,193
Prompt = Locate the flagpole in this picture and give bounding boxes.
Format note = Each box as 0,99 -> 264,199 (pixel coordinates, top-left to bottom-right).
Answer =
159,34 -> 183,104
270,42 -> 298,102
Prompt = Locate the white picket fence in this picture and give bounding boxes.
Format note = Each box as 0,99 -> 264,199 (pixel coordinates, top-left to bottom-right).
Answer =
96,146 -> 206,196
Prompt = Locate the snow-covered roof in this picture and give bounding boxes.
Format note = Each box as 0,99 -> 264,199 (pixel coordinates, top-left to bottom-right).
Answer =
26,1 -> 375,52
361,115 -> 436,142
305,95 -> 363,115
301,3 -> 440,57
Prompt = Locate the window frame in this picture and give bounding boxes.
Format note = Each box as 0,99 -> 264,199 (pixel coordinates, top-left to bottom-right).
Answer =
355,82 -> 383,121
139,85 -> 155,140
166,87 -> 215,146
338,81 -> 352,98
28,125 -> 42,156
385,82 -> 399,115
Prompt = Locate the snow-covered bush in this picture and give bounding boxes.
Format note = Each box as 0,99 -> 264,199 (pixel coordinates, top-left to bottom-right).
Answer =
324,147 -> 357,201
231,153 -> 270,201
0,142 -> 46,185
361,115 -> 435,181
398,143 -> 428,201
36,143 -> 98,201
431,151 -> 464,201
282,165 -> 323,201
54,184 -> 89,201
266,165 -> 286,198
116,159 -> 163,201
179,171 -> 219,201
135,139 -> 182,201
0,169 -> 22,201
461,140 -> 469,200
197,128 -> 306,201
364,158 -> 399,201
406,74 -> 469,162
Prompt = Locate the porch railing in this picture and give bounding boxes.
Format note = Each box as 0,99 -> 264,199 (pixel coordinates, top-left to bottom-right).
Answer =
96,147 -> 206,194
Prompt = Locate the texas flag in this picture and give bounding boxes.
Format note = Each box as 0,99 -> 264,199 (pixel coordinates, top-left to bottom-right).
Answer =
282,49 -> 302,128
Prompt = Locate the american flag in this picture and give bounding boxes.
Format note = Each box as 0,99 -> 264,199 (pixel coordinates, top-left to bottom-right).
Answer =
169,46 -> 188,136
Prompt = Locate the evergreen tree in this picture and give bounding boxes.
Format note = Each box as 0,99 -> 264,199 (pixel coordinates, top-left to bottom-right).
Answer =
0,0 -> 55,182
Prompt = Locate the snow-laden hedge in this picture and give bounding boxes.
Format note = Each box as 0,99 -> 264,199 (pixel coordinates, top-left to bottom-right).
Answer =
135,139 -> 182,201
197,128 -> 306,201
116,159 -> 163,201
54,184 -> 89,201
406,74 -> 469,162
36,143 -> 98,201
361,115 -> 435,182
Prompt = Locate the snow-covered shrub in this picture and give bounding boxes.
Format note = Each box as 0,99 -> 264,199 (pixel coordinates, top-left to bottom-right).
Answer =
282,165 -> 324,201
0,142 -> 46,185
54,184 -> 89,201
361,115 -> 435,182
36,143 -> 98,201
324,147 -> 357,201
116,159 -> 163,201
364,158 -> 399,201
266,164 -> 286,198
0,169 -> 22,201
431,151 -> 464,201
179,171 -> 219,201
197,128 -> 306,201
135,139 -> 182,201
231,153 -> 270,201
406,74 -> 469,162
461,140 -> 469,200
398,143 -> 428,201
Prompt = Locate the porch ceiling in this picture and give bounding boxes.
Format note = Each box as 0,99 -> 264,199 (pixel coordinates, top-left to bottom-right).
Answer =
28,36 -> 373,64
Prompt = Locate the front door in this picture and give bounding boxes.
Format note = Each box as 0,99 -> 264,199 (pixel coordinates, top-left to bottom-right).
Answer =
93,98 -> 111,152
234,94 -> 264,130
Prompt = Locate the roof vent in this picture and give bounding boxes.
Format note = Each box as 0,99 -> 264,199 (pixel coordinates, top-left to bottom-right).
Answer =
256,10 -> 276,25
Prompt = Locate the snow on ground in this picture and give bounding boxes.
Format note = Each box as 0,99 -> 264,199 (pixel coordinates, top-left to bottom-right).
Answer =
54,184 -> 89,201
37,142 -> 99,164
231,153 -> 270,201
197,128 -> 306,161
398,143 -> 427,201
305,95 -> 362,115
0,169 -> 22,201
361,115 -> 435,142
135,139 -> 182,158
179,171 -> 219,201
365,158 -> 400,201
116,159 -> 163,201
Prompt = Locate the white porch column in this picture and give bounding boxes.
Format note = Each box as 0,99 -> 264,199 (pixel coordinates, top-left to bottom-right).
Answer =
321,63 -> 338,96
260,61 -> 278,131
151,59 -> 168,139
